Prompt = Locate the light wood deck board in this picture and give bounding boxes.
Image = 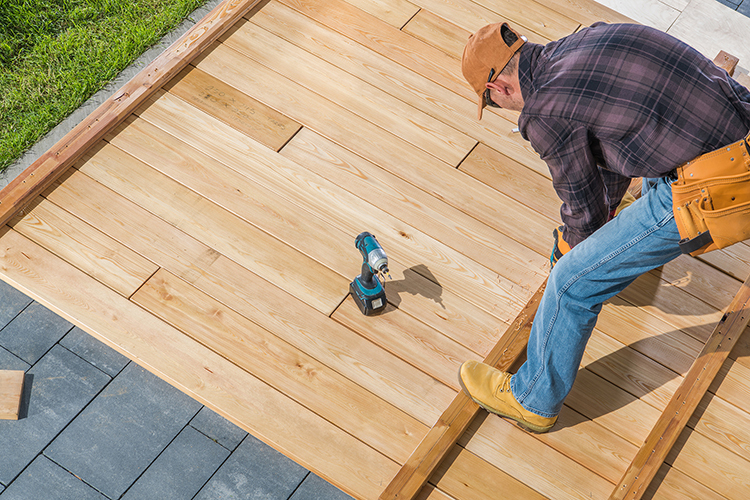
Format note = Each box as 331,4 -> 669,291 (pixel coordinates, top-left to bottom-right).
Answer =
0,227 -> 399,499
132,268 -> 428,464
0,0 -> 748,498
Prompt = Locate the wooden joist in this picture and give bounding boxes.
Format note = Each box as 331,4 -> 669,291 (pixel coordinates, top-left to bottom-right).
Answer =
611,272 -> 750,499
380,279 -> 546,500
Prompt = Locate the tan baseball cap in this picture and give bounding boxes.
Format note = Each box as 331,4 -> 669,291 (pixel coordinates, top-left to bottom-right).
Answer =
462,23 -> 526,120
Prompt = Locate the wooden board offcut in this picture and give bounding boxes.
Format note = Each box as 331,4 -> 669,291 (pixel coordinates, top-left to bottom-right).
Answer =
0,370 -> 25,420
1,0 -> 750,499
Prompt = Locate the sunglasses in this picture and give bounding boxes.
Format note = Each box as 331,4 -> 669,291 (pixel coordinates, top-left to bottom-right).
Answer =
484,68 -> 500,108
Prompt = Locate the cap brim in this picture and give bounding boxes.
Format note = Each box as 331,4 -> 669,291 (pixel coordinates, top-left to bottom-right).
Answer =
477,92 -> 485,120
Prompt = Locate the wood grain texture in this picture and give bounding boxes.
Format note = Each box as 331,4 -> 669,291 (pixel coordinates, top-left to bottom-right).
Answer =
133,90 -> 541,323
46,170 -> 454,425
612,273 -> 750,500
164,66 -> 301,151
414,0 -> 578,41
0,0 -> 262,228
431,446 -> 548,500
195,43 -> 554,256
133,268 -> 428,463
77,141 -> 348,315
0,370 -> 25,420
10,197 -> 158,297
222,18 -> 476,167
0,228 -> 399,499
401,9 -> 470,60
250,1 -> 548,174
465,414 -> 614,500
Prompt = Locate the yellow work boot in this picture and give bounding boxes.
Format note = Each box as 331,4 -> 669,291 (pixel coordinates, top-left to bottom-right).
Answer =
458,360 -> 557,433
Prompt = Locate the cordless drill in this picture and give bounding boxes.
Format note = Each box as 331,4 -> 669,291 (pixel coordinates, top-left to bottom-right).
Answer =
350,232 -> 391,316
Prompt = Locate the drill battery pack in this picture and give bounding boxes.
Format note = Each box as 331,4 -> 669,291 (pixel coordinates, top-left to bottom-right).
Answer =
349,276 -> 387,316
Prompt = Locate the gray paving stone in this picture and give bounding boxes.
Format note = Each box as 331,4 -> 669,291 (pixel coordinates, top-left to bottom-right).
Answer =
738,0 -> 750,16
0,347 -> 30,372
60,327 -> 129,377
0,455 -> 107,500
0,302 -> 73,365
290,473 -> 354,500
44,363 -> 202,499
0,282 -> 32,333
0,345 -> 109,485
190,407 -> 247,451
122,425 -> 229,500
716,0 -> 740,8
194,434 -> 308,500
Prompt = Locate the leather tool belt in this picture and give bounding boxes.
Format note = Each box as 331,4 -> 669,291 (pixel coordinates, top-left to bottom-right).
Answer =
672,130 -> 750,256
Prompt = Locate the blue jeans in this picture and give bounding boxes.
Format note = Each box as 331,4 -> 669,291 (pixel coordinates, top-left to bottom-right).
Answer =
510,177 -> 683,417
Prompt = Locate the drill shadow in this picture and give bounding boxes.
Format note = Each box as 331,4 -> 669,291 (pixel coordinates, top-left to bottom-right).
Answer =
385,264 -> 445,310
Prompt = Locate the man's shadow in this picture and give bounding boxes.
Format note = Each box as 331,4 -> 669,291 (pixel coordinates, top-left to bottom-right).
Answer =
384,264 -> 446,310
549,324 -> 745,434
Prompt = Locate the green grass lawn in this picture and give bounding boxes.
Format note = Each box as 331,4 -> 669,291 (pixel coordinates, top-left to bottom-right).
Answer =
0,0 -> 209,173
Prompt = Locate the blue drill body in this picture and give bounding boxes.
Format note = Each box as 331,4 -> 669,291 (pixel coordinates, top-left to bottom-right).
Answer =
350,232 -> 390,316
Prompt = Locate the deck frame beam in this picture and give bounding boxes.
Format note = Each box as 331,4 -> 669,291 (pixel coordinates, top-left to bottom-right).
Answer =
611,270 -> 750,500
380,279 -> 547,500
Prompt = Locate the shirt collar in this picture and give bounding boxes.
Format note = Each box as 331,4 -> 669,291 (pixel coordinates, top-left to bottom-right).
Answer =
518,42 -> 543,103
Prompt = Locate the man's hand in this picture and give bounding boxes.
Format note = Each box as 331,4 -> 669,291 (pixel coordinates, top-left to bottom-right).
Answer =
551,226 -> 571,268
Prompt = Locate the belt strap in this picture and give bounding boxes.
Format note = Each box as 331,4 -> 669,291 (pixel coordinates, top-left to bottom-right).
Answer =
679,230 -> 713,254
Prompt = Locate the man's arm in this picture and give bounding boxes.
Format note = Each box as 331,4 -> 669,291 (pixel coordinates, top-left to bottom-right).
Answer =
524,118 -> 609,247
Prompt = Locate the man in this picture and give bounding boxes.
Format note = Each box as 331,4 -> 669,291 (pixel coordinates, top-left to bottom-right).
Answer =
458,22 -> 750,433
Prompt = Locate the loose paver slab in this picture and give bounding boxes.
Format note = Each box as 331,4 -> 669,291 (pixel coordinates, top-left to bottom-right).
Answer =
194,434 -> 308,500
190,406 -> 247,451
60,327 -> 129,377
0,281 -> 32,332
291,473 -> 356,500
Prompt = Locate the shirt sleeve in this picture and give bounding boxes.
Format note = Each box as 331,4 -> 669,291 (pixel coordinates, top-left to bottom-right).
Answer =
523,117 -> 610,247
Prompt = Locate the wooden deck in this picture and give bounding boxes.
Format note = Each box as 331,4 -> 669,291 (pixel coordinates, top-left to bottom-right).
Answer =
2,0 -> 750,498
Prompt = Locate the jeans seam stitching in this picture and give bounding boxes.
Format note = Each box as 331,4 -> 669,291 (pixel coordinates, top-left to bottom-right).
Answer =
519,209 -> 675,417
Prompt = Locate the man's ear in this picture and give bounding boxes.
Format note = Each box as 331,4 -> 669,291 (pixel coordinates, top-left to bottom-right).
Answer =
486,76 -> 514,95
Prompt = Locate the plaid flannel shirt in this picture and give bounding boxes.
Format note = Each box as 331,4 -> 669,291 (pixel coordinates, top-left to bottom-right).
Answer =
517,22 -> 750,247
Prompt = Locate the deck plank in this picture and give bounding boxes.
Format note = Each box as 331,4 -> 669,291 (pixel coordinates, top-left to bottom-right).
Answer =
333,296 -> 472,391
223,18 -> 476,167
163,66 -> 301,151
463,415 -> 614,500
250,1 -> 548,174
45,170 -> 456,425
134,89 -> 541,321
667,428 -> 750,499
0,227 -> 399,500
401,9 -> 470,59
411,0 -> 579,40
132,268 -> 428,464
77,141 -> 348,315
10,198 -> 158,298
344,0 -> 420,28
431,445 -> 549,499
194,44 -> 554,256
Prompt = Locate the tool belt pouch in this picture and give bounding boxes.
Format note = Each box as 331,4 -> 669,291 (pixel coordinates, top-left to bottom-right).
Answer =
672,131 -> 750,256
